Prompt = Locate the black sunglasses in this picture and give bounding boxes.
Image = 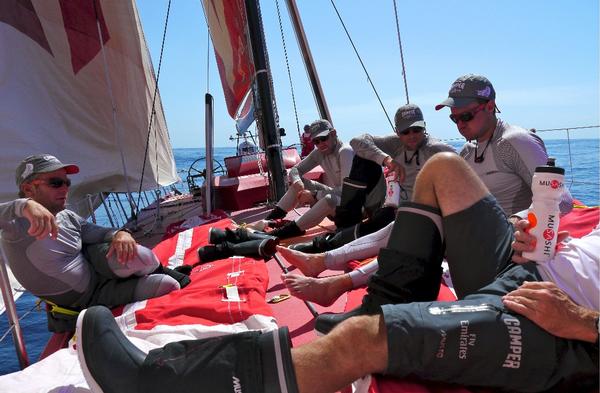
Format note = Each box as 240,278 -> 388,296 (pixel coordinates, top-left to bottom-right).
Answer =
36,178 -> 72,188
399,127 -> 424,136
312,134 -> 330,144
449,104 -> 486,124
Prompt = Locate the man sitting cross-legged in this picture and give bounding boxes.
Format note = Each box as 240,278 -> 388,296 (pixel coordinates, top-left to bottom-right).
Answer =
75,153 -> 599,393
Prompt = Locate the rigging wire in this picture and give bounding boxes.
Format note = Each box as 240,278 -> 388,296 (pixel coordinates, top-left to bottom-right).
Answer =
274,0 -> 302,143
135,0 -> 172,219
92,0 -> 136,218
329,0 -> 395,132
392,0 -> 410,105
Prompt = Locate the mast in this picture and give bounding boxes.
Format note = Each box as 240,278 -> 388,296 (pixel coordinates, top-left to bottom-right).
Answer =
284,0 -> 332,123
244,0 -> 287,200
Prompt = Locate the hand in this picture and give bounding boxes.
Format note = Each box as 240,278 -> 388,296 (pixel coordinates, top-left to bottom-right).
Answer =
383,156 -> 406,183
22,200 -> 58,240
106,230 -> 138,264
297,190 -> 316,206
511,219 -> 569,264
503,281 -> 598,343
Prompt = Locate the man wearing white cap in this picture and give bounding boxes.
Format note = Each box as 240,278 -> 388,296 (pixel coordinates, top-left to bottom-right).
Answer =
0,154 -> 187,330
265,119 -> 355,239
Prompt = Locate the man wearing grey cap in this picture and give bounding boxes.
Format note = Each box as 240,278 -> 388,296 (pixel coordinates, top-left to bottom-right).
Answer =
265,119 -> 355,239
435,74 -> 571,216
276,104 -> 455,305
0,154 -> 187,329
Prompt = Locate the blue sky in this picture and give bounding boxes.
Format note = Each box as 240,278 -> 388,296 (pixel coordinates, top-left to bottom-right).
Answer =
137,0 -> 599,148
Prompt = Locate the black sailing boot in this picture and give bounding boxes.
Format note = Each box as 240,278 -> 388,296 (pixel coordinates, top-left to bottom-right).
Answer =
209,227 -> 278,245
152,264 -> 191,289
315,202 -> 445,335
197,238 -> 278,264
266,206 -> 287,220
77,306 -> 299,393
333,177 -> 368,228
333,156 -> 385,229
268,221 -> 305,240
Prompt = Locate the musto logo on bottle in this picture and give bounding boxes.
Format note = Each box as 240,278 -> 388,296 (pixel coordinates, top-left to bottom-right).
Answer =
539,179 -> 563,189
527,212 -> 558,258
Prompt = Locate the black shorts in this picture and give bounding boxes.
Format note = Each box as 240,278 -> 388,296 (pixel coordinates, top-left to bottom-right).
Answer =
382,264 -> 598,392
443,194 -> 514,299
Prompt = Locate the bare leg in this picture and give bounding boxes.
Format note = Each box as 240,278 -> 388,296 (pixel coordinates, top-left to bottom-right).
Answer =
277,182 -> 303,211
292,314 -> 388,393
282,273 -> 353,306
412,152 -> 489,216
276,245 -> 327,277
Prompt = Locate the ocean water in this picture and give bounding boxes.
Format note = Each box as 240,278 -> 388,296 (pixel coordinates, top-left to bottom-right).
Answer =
0,138 -> 598,376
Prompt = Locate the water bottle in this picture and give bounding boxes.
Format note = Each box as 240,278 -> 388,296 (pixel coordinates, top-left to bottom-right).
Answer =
383,171 -> 401,208
522,161 -> 565,262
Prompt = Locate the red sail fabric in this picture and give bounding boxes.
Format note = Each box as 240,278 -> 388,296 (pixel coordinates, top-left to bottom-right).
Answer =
0,0 -> 179,210
204,0 -> 254,118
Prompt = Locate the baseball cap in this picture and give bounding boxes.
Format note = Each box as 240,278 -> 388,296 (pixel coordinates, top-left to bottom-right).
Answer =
394,104 -> 426,134
435,74 -> 496,110
16,154 -> 79,187
309,119 -> 333,139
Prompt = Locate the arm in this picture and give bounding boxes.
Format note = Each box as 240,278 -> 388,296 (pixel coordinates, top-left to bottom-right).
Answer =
503,281 -> 599,343
288,150 -> 319,184
0,199 -> 58,240
78,215 -> 138,263
350,134 -> 401,165
500,130 -> 547,189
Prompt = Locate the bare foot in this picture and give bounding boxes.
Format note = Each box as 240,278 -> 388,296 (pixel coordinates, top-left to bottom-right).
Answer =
281,273 -> 353,307
276,245 -> 326,277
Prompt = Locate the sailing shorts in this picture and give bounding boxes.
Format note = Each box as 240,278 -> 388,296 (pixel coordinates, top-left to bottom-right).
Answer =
442,194 -> 514,299
382,264 -> 599,392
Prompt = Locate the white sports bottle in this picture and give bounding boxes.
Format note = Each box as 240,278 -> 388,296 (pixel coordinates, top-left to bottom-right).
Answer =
522,162 -> 565,262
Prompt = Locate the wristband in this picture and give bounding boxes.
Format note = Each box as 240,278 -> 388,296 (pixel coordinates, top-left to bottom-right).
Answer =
596,316 -> 600,345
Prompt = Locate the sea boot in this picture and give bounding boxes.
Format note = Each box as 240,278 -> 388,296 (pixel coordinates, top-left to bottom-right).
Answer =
77,305 -> 299,393
197,238 -> 278,264
334,156 -> 384,229
315,202 -> 445,334
152,264 -> 191,289
209,227 -> 278,244
266,206 -> 287,220
333,177 -> 368,228
268,221 -> 305,240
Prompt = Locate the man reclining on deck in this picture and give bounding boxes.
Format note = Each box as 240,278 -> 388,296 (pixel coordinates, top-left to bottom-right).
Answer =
0,154 -> 189,330
263,119 -> 356,239
76,152 -> 598,393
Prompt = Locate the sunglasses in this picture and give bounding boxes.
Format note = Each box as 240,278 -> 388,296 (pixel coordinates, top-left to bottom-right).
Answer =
399,127 -> 424,136
449,104 -> 486,124
312,134 -> 330,144
33,178 -> 72,188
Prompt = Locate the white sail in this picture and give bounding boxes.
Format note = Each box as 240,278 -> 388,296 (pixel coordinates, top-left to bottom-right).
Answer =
0,0 -> 178,210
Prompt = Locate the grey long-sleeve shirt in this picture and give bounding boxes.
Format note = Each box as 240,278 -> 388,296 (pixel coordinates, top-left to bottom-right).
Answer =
460,119 -> 572,216
351,133 -> 456,200
0,199 -> 118,305
288,138 -> 354,198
